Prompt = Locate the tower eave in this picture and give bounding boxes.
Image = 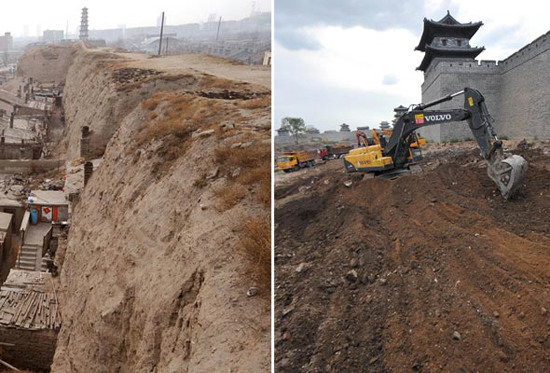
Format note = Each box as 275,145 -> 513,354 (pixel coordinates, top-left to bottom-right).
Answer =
416,46 -> 485,72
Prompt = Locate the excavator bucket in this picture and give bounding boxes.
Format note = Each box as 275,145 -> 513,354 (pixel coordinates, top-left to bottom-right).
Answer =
487,154 -> 528,199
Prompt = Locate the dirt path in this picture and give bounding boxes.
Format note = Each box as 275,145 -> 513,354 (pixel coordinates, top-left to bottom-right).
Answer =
275,141 -> 550,372
115,52 -> 271,89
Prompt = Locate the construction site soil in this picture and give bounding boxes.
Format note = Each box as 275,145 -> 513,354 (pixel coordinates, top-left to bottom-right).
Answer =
275,141 -> 550,372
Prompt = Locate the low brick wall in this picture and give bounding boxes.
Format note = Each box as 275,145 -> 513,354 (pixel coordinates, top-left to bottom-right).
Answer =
0,327 -> 58,371
0,159 -> 63,173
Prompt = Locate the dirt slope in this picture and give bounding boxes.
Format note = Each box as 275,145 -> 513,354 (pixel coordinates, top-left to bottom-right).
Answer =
14,46 -> 271,372
17,45 -> 77,84
275,142 -> 550,372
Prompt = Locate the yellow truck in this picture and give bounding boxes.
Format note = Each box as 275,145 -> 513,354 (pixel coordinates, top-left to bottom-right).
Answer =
277,151 -> 317,172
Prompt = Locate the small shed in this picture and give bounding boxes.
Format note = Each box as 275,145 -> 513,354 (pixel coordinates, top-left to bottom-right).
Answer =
0,197 -> 25,232
0,270 -> 60,371
28,190 -> 69,224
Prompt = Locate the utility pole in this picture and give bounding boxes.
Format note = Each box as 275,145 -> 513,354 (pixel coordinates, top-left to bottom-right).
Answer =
158,12 -> 165,56
215,16 -> 222,41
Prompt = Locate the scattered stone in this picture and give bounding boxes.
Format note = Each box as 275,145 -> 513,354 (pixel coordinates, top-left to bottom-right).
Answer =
219,120 -> 235,131
542,307 -> 548,316
282,304 -> 295,317
518,311 -> 525,319
493,311 -> 500,318
453,331 -> 462,340
323,179 -> 330,185
246,287 -> 258,297
349,258 -> 358,268
496,350 -> 510,362
295,262 -> 307,273
344,180 -> 353,188
200,204 -> 207,210
435,309 -> 441,317
240,141 -> 253,148
279,358 -> 290,368
346,270 -> 358,282
369,356 -> 379,365
379,278 -> 387,286
232,168 -> 242,178
230,142 -> 242,149
207,167 -> 219,180
192,129 -> 215,138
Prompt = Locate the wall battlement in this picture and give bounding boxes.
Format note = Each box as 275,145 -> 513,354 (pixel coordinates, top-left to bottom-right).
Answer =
422,59 -> 500,92
499,30 -> 550,73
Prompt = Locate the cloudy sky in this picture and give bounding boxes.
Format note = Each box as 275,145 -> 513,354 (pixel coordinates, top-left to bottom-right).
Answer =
274,0 -> 549,132
0,0 -> 270,37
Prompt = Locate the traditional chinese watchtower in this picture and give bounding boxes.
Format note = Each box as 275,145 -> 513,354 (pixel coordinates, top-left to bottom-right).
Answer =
415,11 -> 484,72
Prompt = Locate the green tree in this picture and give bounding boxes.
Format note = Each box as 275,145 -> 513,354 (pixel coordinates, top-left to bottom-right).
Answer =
281,117 -> 306,144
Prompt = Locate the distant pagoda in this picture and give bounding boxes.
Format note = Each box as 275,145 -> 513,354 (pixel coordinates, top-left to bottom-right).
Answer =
79,7 -> 89,41
339,123 -> 350,132
415,11 -> 484,71
379,121 -> 391,131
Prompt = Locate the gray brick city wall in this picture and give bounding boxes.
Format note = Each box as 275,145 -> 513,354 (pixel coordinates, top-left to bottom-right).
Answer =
419,31 -> 550,142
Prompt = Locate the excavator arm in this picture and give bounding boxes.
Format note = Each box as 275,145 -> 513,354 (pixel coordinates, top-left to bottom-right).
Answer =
386,87 -> 527,198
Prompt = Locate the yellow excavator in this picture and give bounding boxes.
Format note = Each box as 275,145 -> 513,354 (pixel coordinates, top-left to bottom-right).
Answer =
344,88 -> 528,198
356,128 -> 426,159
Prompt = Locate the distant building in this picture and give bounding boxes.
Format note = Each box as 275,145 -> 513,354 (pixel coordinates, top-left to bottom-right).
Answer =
43,30 -> 64,44
263,51 -> 271,65
379,121 -> 391,130
0,33 -> 13,51
339,123 -> 350,132
305,125 -> 320,134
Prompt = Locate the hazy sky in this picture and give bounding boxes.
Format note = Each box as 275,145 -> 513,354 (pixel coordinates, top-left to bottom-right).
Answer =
2,0 -> 270,37
275,0 -> 550,132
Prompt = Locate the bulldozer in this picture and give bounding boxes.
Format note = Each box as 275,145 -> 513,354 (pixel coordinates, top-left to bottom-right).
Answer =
344,88 -> 528,198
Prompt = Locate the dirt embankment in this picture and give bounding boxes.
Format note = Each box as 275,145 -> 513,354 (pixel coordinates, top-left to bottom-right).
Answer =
16,45 -> 77,84
275,142 -> 550,372
17,46 -> 271,372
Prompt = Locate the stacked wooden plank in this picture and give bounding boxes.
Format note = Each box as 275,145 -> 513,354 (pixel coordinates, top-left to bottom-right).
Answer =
0,289 -> 60,330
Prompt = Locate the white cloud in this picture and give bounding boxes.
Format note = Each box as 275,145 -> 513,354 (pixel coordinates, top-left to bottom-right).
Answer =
275,1 -> 549,131
301,26 -> 423,95
274,26 -> 425,130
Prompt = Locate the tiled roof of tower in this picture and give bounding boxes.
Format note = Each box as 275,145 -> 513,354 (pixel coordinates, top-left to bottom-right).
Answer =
415,11 -> 483,52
